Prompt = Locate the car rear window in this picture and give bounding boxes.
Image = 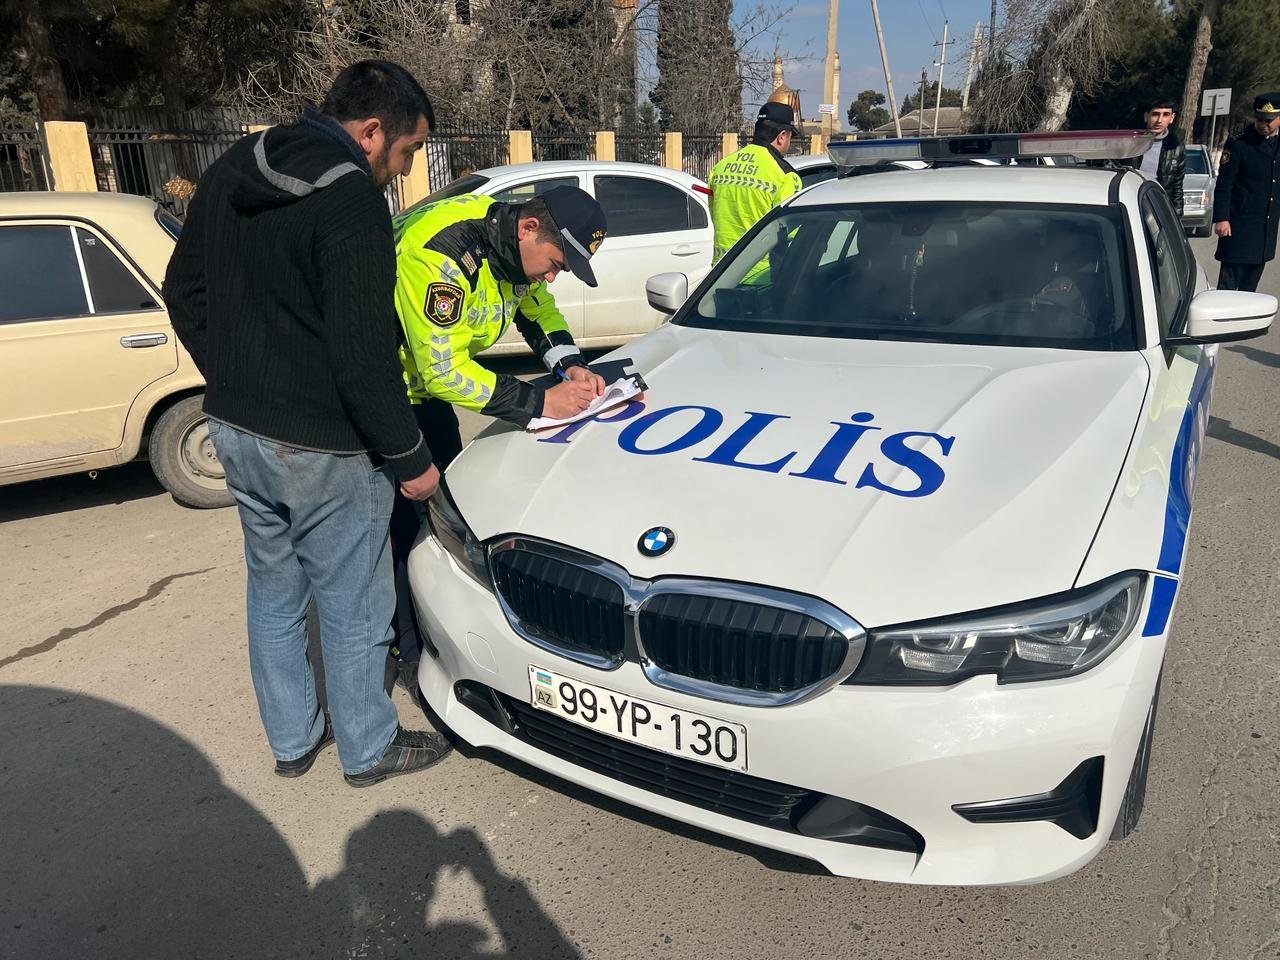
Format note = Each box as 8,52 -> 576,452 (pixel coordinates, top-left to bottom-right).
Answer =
683,202 -> 1136,351
155,206 -> 182,240
798,164 -> 836,188
411,173 -> 491,211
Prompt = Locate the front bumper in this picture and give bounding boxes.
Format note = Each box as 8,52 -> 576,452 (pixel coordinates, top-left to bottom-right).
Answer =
1182,206 -> 1212,231
409,535 -> 1168,885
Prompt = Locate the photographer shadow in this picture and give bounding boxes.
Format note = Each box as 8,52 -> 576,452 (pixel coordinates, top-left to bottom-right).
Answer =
0,684 -> 579,960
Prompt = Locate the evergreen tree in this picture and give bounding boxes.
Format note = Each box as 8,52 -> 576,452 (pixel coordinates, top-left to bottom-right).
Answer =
650,0 -> 741,134
847,89 -> 890,131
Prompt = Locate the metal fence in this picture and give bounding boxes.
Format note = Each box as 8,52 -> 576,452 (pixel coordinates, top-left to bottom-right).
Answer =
425,129 -> 510,191
533,133 -> 595,163
615,130 -> 664,167
0,126 -> 49,192
89,110 -> 254,215
682,135 -> 722,181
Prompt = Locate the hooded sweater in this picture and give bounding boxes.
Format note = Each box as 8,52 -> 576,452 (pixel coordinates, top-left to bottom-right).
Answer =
163,106 -> 432,480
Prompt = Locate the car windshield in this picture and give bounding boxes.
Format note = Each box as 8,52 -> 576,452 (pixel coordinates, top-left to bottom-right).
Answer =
1185,149 -> 1210,175
681,202 -> 1136,350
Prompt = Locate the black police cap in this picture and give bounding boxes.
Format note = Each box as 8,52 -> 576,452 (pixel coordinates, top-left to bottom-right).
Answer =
539,186 -> 607,288
1253,92 -> 1280,119
756,101 -> 800,135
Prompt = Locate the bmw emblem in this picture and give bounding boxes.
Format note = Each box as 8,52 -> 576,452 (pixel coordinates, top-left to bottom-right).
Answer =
638,526 -> 675,557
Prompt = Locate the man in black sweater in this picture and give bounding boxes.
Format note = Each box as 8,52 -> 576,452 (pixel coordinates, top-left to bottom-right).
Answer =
164,61 -> 451,787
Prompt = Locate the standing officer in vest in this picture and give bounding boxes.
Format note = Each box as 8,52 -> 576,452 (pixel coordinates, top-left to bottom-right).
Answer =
1213,92 -> 1280,292
386,186 -> 608,689
708,101 -> 804,263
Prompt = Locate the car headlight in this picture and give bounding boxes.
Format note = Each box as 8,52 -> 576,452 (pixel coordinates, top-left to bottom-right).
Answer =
1186,190 -> 1206,207
847,573 -> 1144,685
425,480 -> 493,590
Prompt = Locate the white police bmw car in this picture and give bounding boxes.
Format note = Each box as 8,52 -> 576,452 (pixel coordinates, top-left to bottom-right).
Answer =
408,132 -> 1277,885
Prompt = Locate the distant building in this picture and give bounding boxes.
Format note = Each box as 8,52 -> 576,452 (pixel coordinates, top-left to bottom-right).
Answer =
768,57 -> 802,117
871,107 -> 967,137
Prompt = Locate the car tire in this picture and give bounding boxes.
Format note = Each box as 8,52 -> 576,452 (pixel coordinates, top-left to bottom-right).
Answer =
1110,672 -> 1162,840
147,395 -> 233,509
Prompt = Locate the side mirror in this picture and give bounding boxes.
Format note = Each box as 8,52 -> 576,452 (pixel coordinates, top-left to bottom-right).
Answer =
1164,289 -> 1276,345
646,272 -> 689,315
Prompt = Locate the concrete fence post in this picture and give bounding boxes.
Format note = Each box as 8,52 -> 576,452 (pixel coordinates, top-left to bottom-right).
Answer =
664,131 -> 682,171
401,153 -> 431,207
45,121 -> 97,192
594,131 -> 615,162
809,133 -> 827,155
508,130 -> 533,164
720,132 -> 739,158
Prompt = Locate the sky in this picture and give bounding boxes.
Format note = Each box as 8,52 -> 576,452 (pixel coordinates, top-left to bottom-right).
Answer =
762,0 -> 997,122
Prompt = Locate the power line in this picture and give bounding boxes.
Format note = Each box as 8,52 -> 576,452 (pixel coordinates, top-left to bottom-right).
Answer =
915,0 -> 938,42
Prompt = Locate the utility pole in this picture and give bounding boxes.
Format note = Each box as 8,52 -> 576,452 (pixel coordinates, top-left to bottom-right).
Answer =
989,0 -> 997,57
822,0 -> 840,139
919,67 -> 928,135
869,0 -> 901,137
932,20 -> 953,135
961,22 -> 982,112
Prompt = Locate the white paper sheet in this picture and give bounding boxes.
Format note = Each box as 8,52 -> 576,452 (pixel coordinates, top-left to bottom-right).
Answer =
525,373 -> 646,432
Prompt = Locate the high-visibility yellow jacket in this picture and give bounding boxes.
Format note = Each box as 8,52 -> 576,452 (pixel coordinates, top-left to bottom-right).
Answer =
708,143 -> 803,262
392,193 -> 586,426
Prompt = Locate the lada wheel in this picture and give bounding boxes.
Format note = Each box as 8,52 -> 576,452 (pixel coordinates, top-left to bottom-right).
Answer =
148,395 -> 234,509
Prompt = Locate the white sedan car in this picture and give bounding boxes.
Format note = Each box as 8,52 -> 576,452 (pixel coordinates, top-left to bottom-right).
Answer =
415,160 -> 713,354
407,132 -> 1275,885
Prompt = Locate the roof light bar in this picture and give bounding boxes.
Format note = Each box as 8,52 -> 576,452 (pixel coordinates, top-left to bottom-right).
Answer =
825,138 -> 924,164
829,130 -> 1153,168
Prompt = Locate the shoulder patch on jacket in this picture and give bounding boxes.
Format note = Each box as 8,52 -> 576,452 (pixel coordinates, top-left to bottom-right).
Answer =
426,282 -> 465,327
424,219 -> 488,291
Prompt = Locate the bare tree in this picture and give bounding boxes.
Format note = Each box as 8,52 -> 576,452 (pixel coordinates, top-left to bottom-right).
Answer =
231,0 -> 643,133
1177,0 -> 1220,143
963,0 -> 1124,132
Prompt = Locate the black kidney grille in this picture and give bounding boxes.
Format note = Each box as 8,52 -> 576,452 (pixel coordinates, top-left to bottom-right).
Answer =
639,593 -> 848,693
490,548 -> 626,659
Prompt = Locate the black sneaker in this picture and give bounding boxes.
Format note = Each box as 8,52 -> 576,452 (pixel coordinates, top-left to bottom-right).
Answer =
344,727 -> 452,788
274,717 -> 334,778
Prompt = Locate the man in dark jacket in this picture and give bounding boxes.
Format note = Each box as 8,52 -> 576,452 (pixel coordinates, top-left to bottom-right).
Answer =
164,60 -> 452,787
1212,92 -> 1280,292
1124,98 -> 1186,216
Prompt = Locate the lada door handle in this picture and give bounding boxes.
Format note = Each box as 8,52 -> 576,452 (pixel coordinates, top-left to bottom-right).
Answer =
120,333 -> 169,348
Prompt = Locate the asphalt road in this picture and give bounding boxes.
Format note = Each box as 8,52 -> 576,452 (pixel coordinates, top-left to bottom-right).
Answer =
1,239 -> 1277,960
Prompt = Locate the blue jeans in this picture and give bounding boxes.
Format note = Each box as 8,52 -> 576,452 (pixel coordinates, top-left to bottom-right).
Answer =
209,419 -> 399,775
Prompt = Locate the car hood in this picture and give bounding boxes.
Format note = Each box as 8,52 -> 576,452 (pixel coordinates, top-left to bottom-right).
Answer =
1184,173 -> 1212,190
448,326 -> 1149,627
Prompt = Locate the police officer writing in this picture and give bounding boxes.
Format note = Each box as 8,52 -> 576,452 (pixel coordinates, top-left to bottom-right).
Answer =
1212,92 -> 1280,292
708,101 -> 804,263
385,186 -> 608,684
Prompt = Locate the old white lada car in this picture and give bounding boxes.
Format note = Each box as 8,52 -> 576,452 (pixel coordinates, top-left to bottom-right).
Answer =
407,132 -> 1276,885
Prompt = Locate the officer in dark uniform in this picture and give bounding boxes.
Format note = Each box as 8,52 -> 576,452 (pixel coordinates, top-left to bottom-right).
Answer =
1212,91 -> 1280,292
